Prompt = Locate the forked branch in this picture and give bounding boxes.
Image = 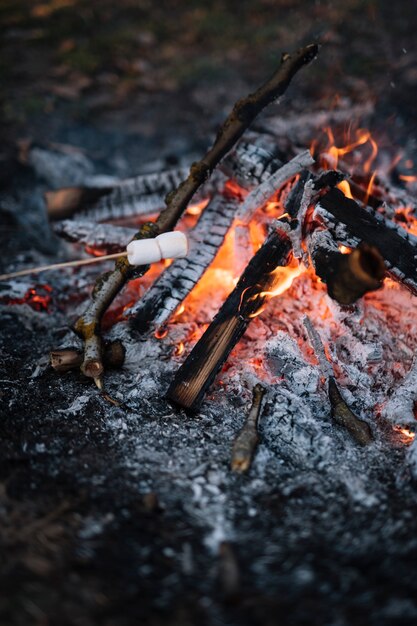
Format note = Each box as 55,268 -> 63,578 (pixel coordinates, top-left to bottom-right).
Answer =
73,44 -> 319,387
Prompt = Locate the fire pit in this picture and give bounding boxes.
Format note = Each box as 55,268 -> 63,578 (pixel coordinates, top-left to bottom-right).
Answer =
1,43 -> 417,626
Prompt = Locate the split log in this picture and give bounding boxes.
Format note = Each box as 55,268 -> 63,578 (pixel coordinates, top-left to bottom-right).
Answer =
46,167 -> 189,221
72,44 -> 319,387
130,192 -> 240,331
231,383 -> 266,472
54,220 -> 136,254
167,226 -> 292,411
220,141 -> 284,188
235,150 -> 314,223
316,188 -> 417,295
308,229 -> 385,304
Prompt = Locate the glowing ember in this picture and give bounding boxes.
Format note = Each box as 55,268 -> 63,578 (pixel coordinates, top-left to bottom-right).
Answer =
394,426 -> 415,443
399,174 -> 417,183
155,327 -> 168,340
186,198 -> 210,216
173,341 -> 185,356
1,284 -> 52,312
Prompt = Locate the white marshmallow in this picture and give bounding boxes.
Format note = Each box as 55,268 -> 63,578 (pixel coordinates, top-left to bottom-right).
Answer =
126,231 -> 188,266
156,231 -> 188,259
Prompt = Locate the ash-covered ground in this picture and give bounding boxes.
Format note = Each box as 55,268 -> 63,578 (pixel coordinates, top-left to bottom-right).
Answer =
2,108 -> 417,626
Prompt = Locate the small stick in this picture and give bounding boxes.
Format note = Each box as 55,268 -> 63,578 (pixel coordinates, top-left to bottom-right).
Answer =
0,252 -> 126,282
50,341 -> 125,373
328,376 -> 373,446
231,383 -> 266,472
303,316 -> 373,445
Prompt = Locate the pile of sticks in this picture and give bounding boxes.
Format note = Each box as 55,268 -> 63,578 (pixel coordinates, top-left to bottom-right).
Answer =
45,44 -> 417,455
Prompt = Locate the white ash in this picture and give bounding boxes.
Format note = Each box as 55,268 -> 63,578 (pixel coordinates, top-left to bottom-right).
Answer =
383,357 -> 417,426
264,331 -> 320,395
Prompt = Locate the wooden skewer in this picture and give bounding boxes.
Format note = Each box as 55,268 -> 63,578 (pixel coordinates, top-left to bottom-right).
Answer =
0,252 -> 127,282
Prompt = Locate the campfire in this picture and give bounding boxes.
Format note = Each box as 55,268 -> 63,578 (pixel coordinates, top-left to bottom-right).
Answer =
2,44 -> 417,474
3,40 -> 417,621
2,45 -> 416,481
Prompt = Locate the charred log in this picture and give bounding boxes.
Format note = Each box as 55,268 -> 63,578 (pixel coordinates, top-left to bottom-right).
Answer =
54,220 -> 136,254
316,188 -> 417,295
46,167 -> 190,221
236,150 -> 314,222
46,187 -> 113,221
220,141 -> 284,188
130,192 -> 239,331
73,44 -> 319,386
309,230 -> 385,304
166,226 -> 292,411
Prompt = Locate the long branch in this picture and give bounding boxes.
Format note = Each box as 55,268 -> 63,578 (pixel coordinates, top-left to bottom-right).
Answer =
73,44 -> 319,386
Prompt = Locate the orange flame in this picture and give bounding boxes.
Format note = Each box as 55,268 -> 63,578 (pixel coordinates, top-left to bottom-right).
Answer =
173,341 -> 185,356
336,180 -> 354,199
186,198 -> 210,216
394,426 -> 416,443
399,174 -> 417,183
155,327 -> 168,340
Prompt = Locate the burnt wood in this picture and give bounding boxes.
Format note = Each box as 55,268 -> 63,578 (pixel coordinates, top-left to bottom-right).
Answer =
309,230 -> 385,304
317,188 -> 417,294
130,193 -> 239,331
166,226 -> 292,411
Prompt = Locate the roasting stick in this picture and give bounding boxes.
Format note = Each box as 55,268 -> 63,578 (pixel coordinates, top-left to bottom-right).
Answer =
0,231 -> 188,282
69,44 -> 319,389
0,253 -> 126,282
303,316 -> 373,445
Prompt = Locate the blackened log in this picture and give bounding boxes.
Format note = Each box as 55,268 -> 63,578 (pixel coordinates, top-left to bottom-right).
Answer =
317,188 -> 417,295
285,170 -> 312,218
308,229 -> 385,304
54,220 -> 136,254
220,141 -> 284,188
130,193 -> 239,331
166,226 -> 292,411
46,167 -> 189,221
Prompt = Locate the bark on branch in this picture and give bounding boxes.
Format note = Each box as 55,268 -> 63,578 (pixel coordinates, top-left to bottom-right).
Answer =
72,44 -> 319,387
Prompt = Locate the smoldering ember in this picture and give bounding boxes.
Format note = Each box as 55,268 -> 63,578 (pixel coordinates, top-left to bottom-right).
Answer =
2,39 -> 417,626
